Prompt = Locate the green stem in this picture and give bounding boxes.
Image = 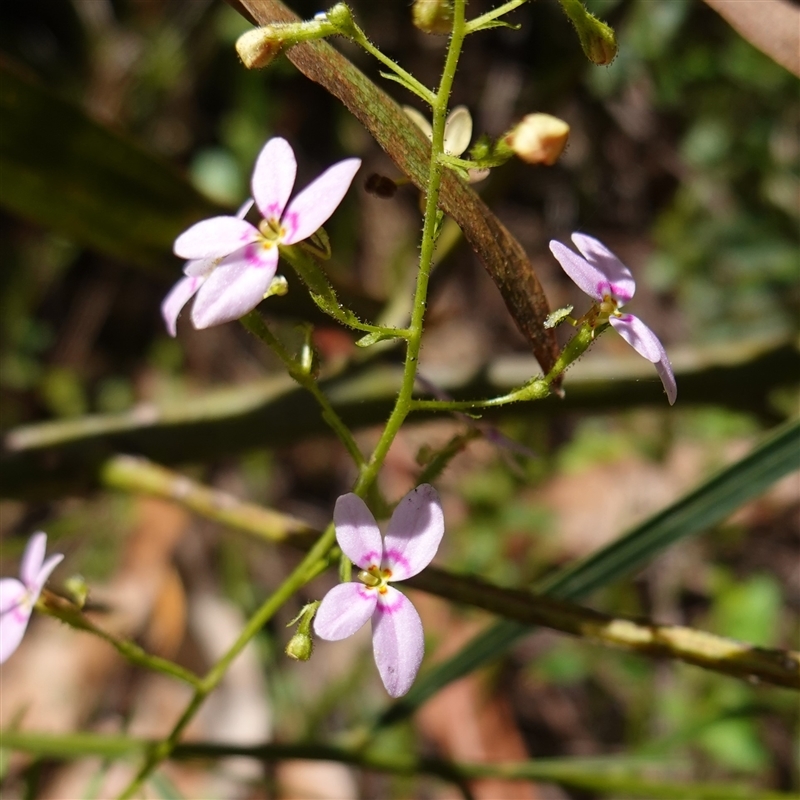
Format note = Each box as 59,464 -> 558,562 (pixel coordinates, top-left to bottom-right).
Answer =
354,0 -> 469,496
5,730 -> 794,800
117,520 -> 338,798
335,10 -> 436,105
38,591 -> 203,688
240,311 -> 365,468
408,325 -> 598,413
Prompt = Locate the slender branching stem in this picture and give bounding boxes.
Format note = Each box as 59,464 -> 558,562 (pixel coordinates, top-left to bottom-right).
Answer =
240,311 -> 366,468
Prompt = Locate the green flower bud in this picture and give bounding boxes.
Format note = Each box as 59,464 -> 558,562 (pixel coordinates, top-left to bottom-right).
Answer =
285,601 -> 320,662
412,0 -> 453,35
558,0 -> 618,66
285,630 -> 314,661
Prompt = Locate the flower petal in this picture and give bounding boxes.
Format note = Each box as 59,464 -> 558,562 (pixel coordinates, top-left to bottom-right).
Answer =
571,233 -> 635,303
314,582 -> 377,641
372,586 -> 424,698
0,578 -> 25,614
281,158 -> 361,245
184,203 -> 253,278
610,314 -> 677,404
190,246 -> 279,329
183,257 -> 216,277
655,353 -> 678,406
403,106 -> 433,140
444,105 -> 472,157
549,240 -> 607,302
252,138 -> 297,221
0,579 -> 31,664
382,484 -> 444,581
161,275 -> 204,337
20,532 -> 47,587
174,217 -> 259,260
35,552 -> 65,593
609,314 -> 662,363
333,494 -> 383,569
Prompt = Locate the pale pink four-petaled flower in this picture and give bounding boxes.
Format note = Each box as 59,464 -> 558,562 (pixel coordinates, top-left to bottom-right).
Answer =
0,532 -> 63,664
162,137 -> 361,334
314,484 -> 444,698
549,232 -> 677,405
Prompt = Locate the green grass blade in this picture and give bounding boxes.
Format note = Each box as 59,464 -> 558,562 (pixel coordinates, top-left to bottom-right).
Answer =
0,56 -> 219,275
377,418 -> 800,727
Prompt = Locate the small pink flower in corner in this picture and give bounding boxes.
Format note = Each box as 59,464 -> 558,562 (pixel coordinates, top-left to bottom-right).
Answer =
162,137 -> 361,334
0,532 -> 63,663
549,232 -> 677,405
314,484 -> 445,698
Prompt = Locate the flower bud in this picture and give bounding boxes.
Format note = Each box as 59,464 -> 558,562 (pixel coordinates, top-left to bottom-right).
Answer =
504,113 -> 570,165
285,630 -> 314,661
558,0 -> 618,66
412,0 -> 453,35
264,275 -> 289,299
235,14 -> 338,70
236,27 -> 284,70
285,601 -> 320,661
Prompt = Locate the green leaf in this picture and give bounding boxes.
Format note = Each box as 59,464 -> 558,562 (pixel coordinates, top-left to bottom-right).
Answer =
0,56 -> 220,275
375,418 -> 800,727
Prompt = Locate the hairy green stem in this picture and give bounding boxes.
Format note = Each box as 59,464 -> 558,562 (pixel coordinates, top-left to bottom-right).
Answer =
332,7 -> 436,105
38,590 -> 203,688
354,0 -> 469,496
240,310 -> 365,468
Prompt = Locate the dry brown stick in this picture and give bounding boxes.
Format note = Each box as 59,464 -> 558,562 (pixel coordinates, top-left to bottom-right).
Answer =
101,454 -> 800,690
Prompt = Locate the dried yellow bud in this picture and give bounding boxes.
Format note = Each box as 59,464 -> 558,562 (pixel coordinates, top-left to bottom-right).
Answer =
505,114 -> 570,165
412,0 -> 453,35
236,27 -> 284,70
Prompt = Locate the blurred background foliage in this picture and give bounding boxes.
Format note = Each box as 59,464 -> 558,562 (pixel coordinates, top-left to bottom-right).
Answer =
0,0 -> 797,797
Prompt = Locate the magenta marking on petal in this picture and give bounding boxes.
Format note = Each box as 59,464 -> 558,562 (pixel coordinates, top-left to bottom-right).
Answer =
243,242 -> 275,267
9,602 -> 30,623
597,281 -> 632,304
361,550 -> 382,567
375,591 -> 405,615
281,210 -> 299,241
357,585 -> 377,601
382,548 -> 412,577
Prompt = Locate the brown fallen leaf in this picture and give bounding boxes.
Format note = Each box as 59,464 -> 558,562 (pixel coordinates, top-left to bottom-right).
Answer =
703,0 -> 800,78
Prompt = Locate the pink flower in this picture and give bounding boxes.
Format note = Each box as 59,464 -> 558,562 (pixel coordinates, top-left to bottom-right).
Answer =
314,484 -> 445,698
163,137 -> 361,334
0,532 -> 63,663
549,232 -> 677,405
